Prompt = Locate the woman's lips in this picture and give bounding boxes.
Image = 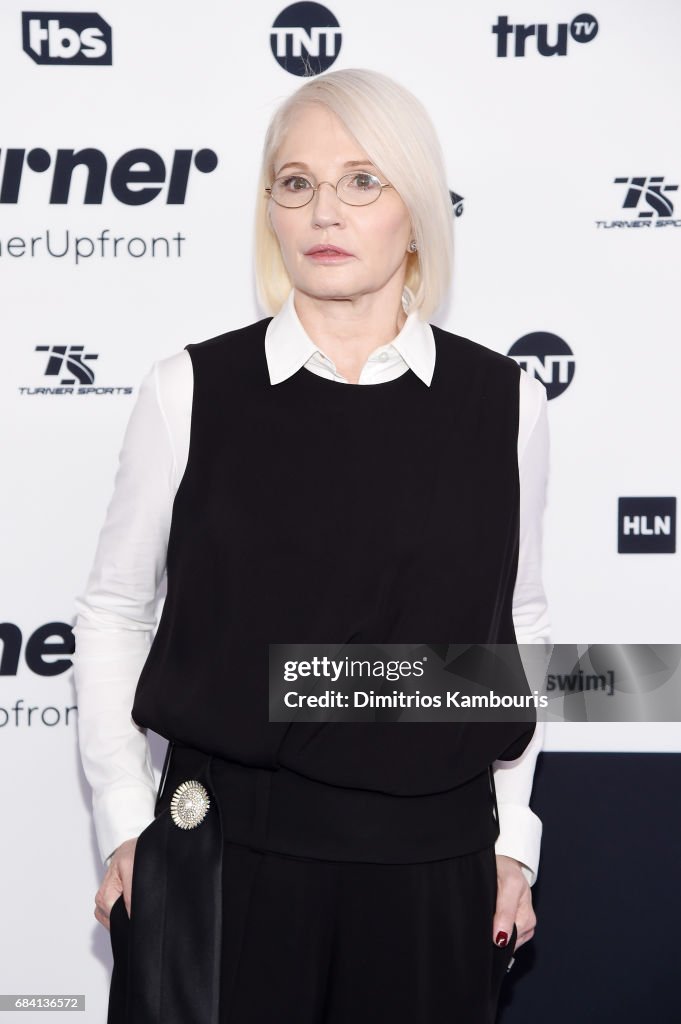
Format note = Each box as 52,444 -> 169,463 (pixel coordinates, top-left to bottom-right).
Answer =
304,248 -> 354,263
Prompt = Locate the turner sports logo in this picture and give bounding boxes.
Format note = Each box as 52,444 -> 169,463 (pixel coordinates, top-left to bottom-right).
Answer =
492,13 -> 598,57
508,332 -> 575,400
0,147 -> 218,205
271,3 -> 341,76
618,498 -> 676,554
596,176 -> 680,230
18,344 -> 133,396
22,11 -> 112,65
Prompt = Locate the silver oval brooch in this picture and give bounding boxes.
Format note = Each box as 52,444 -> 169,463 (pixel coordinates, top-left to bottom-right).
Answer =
169,780 -> 211,829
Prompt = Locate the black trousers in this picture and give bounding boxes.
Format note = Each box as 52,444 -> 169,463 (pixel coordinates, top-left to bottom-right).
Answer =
107,743 -> 517,1024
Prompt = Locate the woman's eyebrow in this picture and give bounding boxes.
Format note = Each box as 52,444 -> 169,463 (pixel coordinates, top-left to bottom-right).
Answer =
274,159 -> 377,176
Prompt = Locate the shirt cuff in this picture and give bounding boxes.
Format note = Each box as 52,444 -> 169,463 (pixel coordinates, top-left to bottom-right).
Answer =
94,784 -> 157,867
494,802 -> 543,887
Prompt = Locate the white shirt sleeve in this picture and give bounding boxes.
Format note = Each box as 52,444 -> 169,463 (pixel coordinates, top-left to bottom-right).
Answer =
493,370 -> 551,887
72,351 -> 192,867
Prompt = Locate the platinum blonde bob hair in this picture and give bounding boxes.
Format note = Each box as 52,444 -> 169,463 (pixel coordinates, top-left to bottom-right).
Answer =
254,68 -> 453,322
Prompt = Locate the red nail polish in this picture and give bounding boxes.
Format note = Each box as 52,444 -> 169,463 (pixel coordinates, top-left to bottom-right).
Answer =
495,931 -> 509,947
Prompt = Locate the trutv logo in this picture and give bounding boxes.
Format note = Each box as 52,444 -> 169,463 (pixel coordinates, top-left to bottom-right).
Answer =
22,11 -> 112,65
493,13 -> 598,57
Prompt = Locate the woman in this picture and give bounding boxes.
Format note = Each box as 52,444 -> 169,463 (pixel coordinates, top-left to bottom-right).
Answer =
73,67 -> 550,1024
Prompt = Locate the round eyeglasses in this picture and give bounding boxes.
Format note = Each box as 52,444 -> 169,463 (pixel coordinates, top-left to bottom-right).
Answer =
265,171 -> 393,208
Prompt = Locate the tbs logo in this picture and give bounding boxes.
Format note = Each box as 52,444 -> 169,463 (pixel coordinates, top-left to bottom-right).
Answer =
492,12 -> 598,57
22,11 -> 112,65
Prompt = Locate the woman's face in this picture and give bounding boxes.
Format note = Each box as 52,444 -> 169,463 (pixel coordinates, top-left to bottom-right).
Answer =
267,103 -> 413,305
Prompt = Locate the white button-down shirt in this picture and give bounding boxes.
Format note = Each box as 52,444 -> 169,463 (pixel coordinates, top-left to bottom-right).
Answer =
73,287 -> 550,885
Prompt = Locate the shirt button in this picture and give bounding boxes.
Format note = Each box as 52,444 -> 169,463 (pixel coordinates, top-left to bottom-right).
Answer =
378,352 -> 389,362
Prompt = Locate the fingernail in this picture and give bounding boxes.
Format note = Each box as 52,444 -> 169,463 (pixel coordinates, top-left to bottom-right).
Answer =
495,931 -> 509,947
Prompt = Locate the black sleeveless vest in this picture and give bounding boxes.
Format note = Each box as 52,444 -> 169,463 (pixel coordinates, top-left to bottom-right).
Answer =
131,317 -> 535,797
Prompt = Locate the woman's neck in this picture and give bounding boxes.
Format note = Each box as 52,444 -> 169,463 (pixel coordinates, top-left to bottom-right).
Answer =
292,285 -> 409,384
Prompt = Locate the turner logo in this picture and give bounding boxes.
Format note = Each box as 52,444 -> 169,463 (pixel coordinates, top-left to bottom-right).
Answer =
492,13 -> 598,57
593,177 -> 675,231
0,621 -> 74,677
0,147 -> 218,205
0,621 -> 77,730
271,2 -> 341,76
616,176 -> 678,217
508,332 -> 575,400
18,344 -> 133,396
595,176 -> 680,230
22,11 -> 112,65
618,498 -> 676,554
35,344 -> 97,385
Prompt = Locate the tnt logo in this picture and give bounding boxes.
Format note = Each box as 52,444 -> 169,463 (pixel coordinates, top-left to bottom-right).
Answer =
508,332 -> 575,400
618,498 -> 676,554
614,176 -> 678,219
271,2 -> 341,76
35,344 -> 98,385
492,12 -> 598,57
22,12 -> 112,65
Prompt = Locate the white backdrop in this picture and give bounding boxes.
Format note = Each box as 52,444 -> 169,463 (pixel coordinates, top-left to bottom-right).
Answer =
1,1 -> 679,1018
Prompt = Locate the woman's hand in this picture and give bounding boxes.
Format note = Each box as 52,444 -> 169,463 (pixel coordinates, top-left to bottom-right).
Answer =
94,837 -> 138,932
492,854 -> 536,950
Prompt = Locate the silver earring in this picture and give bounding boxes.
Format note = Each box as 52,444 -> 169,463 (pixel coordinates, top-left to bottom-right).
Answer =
408,240 -> 417,253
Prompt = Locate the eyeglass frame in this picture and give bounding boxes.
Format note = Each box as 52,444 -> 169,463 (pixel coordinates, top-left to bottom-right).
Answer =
264,170 -> 394,208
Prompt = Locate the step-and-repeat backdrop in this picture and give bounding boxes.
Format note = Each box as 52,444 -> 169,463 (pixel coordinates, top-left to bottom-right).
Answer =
1,2 -> 679,1021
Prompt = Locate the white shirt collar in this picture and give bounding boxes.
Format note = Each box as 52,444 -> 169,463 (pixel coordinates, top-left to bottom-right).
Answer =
264,287 -> 435,387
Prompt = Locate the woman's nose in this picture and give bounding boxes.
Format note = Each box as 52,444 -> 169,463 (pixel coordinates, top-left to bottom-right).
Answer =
310,181 -> 344,226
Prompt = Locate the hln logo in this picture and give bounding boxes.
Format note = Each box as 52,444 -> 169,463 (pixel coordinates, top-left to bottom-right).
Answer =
618,498 -> 676,554
492,13 -> 598,57
22,12 -> 112,65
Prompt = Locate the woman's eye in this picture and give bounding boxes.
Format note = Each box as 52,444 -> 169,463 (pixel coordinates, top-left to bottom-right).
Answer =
350,173 -> 375,189
282,176 -> 311,191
